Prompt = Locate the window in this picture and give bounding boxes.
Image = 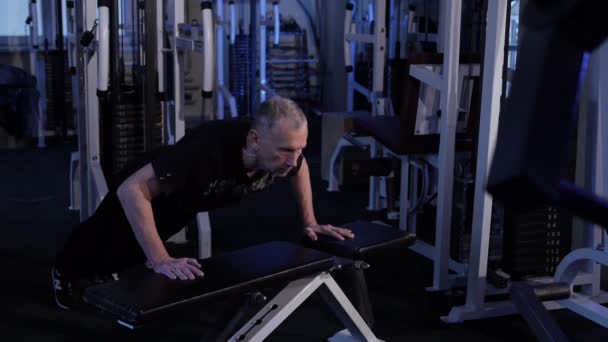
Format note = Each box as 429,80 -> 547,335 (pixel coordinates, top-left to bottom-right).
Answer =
0,0 -> 31,37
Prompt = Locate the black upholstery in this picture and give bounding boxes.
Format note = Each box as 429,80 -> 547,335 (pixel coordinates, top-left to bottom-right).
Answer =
303,221 -> 416,259
83,241 -> 335,324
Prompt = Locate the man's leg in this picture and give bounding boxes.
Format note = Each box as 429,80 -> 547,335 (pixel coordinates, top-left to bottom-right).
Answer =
53,194 -> 144,309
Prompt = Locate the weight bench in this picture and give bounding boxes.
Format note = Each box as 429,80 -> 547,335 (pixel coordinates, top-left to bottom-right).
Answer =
83,221 -> 415,341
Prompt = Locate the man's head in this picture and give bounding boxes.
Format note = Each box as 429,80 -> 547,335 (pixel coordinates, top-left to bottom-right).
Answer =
245,97 -> 308,177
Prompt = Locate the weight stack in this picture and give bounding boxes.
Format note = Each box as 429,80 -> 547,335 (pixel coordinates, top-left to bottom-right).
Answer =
450,177 -> 504,264
229,34 -> 250,116
112,93 -> 145,175
502,205 -> 572,279
44,49 -> 74,136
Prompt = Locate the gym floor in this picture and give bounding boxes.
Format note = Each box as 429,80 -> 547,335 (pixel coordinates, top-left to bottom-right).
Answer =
1,117 -> 607,341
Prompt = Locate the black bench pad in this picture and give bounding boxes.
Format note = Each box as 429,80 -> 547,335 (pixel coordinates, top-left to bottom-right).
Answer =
303,221 -> 416,259
83,241 -> 335,324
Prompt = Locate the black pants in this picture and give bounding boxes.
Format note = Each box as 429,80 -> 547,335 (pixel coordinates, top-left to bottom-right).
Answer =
55,192 -> 183,279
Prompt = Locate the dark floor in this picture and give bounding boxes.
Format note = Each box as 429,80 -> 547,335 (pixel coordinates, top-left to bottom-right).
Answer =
1,117 -> 608,341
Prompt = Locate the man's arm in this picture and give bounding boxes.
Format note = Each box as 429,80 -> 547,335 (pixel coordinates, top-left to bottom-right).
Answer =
116,163 -> 204,280
289,157 -> 354,241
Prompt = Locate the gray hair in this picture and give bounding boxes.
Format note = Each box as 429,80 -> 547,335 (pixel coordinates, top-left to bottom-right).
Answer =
252,97 -> 307,133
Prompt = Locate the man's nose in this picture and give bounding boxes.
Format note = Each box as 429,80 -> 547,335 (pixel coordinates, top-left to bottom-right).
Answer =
286,153 -> 299,167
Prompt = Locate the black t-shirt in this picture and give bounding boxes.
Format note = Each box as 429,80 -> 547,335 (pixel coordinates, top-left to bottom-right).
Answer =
94,119 -> 303,238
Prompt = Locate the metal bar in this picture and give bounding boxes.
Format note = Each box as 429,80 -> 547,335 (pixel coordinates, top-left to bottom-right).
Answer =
260,0 -> 267,103
273,1 -> 279,45
463,0 -> 508,313
30,1 -> 45,148
352,80 -> 371,99
144,0 -> 159,151
371,0 -> 386,99
409,240 -> 468,274
250,0 -> 257,113
266,58 -> 318,64
599,37 -> 608,248
346,22 -> 356,112
75,0 -> 93,219
173,0 -> 185,140
202,2 -> 214,96
432,0 -> 462,291
398,156 -> 410,231
217,0 -> 225,119
319,274 -> 381,341
559,294 -> 608,329
218,85 -> 238,118
409,64 -> 443,91
261,83 -> 278,98
510,282 -> 569,342
345,33 -> 375,43
156,0 -> 164,93
229,274 -> 325,341
56,0 -> 67,138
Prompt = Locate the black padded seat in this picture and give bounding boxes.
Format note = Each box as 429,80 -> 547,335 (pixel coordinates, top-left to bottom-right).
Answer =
331,53 -> 482,156
303,221 -> 416,259
349,112 -> 474,155
83,241 -> 335,325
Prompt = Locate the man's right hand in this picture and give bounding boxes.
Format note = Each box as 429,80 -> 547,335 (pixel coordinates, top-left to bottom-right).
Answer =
146,257 -> 204,280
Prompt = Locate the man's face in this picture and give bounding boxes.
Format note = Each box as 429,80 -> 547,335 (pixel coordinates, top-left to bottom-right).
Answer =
255,119 -> 307,177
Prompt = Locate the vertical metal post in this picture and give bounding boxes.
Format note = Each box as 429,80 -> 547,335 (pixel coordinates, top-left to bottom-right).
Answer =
75,0 -> 102,219
600,39 -> 608,247
144,0 -> 160,151
260,0 -> 267,102
464,0 -> 508,311
432,0 -> 462,291
173,0 -> 185,140
249,0 -> 257,113
29,0 -> 45,147
217,0 -> 225,119
371,0 -> 386,103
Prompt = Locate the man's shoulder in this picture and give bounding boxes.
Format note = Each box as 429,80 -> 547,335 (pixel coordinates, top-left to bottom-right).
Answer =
191,118 -> 251,135
186,118 -> 251,157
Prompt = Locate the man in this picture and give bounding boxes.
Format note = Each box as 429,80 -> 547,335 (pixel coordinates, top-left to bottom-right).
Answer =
52,97 -> 355,309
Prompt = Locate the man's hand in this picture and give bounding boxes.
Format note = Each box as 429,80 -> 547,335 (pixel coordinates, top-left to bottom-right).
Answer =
146,256 -> 204,280
304,224 -> 355,241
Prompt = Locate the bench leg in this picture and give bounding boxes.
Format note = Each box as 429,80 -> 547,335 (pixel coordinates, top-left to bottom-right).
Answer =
228,273 -> 381,342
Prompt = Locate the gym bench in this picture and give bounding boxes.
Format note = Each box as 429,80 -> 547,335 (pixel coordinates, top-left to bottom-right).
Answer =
83,221 -> 415,341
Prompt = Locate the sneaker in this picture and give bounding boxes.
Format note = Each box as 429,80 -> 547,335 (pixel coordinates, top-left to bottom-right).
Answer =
89,272 -> 120,286
51,267 -> 80,310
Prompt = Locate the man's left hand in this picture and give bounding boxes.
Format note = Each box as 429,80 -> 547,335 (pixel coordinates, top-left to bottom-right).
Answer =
304,224 -> 354,241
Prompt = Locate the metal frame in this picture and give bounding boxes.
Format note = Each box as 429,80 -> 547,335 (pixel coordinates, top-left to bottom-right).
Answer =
171,2 -> 214,123
28,0 -> 45,148
344,0 -> 387,114
445,0 -> 507,318
73,0 -> 108,220
228,272 -> 382,342
430,0 -> 462,291
443,1 -> 607,325
258,0 -> 281,103
327,135 -> 381,211
216,0 -> 238,119
332,0 -> 389,211
168,0 -> 185,141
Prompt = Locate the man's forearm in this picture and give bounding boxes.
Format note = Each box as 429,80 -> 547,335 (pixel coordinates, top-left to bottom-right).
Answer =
117,183 -> 170,264
290,158 -> 317,227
